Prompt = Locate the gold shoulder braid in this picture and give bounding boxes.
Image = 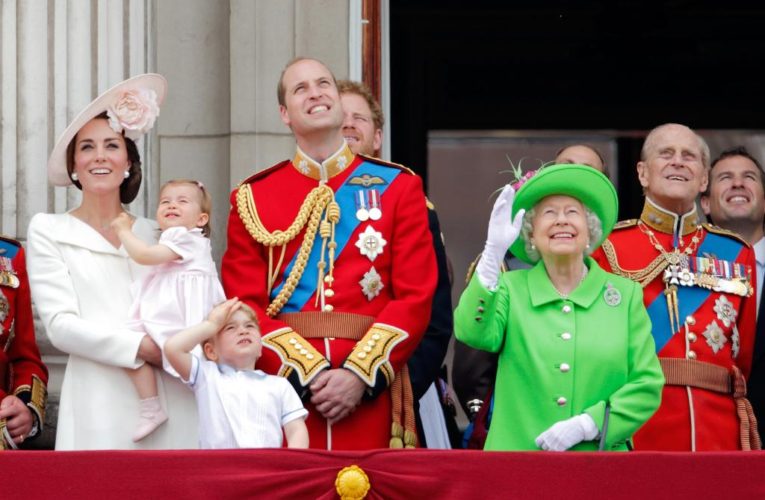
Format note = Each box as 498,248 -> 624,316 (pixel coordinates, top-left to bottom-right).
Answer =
236,183 -> 340,317
601,239 -> 668,287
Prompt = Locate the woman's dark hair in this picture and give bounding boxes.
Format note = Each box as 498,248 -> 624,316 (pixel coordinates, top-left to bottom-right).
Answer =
65,111 -> 143,204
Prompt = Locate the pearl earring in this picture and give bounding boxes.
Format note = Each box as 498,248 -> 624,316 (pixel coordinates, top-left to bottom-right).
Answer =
71,173 -> 78,181
531,243 -> 536,250
124,170 -> 130,179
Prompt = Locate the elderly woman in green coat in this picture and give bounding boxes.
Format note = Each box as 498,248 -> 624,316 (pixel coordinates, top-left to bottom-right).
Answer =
454,164 -> 663,451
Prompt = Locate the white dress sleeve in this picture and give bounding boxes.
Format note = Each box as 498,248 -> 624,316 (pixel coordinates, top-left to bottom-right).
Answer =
26,213 -> 145,368
159,227 -> 202,263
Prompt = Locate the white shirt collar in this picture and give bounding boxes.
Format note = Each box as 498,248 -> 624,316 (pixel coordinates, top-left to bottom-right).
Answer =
754,236 -> 765,267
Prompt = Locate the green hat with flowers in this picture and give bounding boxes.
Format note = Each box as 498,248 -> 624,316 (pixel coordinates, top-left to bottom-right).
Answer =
509,163 -> 618,264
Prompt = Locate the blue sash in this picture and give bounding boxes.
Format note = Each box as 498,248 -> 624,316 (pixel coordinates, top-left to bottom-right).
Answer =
646,231 -> 742,352
272,161 -> 400,311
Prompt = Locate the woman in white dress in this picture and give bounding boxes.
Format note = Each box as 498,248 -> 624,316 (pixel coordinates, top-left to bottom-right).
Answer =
26,74 -> 198,450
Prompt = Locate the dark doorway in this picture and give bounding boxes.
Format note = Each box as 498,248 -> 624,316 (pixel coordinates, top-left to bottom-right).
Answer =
390,0 -> 765,219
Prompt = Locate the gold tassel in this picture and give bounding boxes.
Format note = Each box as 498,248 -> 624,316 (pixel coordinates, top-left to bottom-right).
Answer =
390,422 -> 404,448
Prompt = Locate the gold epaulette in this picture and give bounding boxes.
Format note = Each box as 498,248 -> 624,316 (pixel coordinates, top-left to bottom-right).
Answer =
357,154 -> 417,176
343,323 -> 408,387
425,197 -> 435,210
613,219 -> 639,230
236,160 -> 291,187
702,223 -> 751,248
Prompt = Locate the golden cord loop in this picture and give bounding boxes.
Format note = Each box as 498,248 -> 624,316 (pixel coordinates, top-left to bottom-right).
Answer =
601,239 -> 668,287
236,183 -> 337,317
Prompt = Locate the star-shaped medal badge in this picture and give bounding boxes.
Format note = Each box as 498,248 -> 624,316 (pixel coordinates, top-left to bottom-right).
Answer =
713,295 -> 737,327
360,267 -> 384,300
355,225 -> 387,261
702,320 -> 727,354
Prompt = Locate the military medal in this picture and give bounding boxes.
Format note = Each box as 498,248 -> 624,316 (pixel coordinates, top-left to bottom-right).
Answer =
355,190 -> 370,221
0,257 -> 18,289
702,321 -> 726,354
368,189 -> 382,220
732,329 -> 740,358
355,226 -> 387,261
713,295 -> 737,327
0,294 -> 8,322
603,283 -> 621,307
359,266 -> 384,300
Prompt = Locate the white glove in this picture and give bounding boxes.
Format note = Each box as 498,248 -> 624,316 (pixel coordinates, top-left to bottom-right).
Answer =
535,413 -> 599,452
475,184 -> 525,290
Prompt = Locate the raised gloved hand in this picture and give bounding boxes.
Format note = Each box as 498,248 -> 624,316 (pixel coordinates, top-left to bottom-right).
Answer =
535,413 -> 599,452
475,184 -> 525,290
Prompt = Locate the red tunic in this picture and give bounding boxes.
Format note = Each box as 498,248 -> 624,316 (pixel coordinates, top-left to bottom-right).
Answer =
592,200 -> 756,450
222,145 -> 437,450
0,237 -> 48,449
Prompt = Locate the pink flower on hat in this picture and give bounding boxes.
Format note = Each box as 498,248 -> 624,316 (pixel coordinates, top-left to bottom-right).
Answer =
511,169 -> 538,191
107,88 -> 160,140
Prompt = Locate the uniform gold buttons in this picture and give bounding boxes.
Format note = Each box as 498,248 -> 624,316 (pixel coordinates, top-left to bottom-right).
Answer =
688,351 -> 697,360
688,332 -> 697,342
357,352 -> 367,359
324,304 -> 334,312
686,315 -> 696,326
324,289 -> 335,298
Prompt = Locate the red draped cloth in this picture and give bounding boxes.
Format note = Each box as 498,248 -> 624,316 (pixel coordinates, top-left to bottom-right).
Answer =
4,449 -> 765,499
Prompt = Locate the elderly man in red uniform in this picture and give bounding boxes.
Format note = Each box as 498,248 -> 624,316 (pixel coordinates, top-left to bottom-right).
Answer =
0,237 -> 48,450
592,123 -> 760,450
222,58 -> 437,450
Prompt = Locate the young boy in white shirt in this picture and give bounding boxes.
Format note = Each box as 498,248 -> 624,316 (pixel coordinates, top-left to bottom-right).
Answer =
165,298 -> 308,449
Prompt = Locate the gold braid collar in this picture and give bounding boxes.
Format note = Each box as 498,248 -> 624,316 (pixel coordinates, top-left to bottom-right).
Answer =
236,183 -> 339,317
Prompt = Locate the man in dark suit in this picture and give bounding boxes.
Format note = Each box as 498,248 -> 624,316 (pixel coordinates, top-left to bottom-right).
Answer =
701,146 -> 765,438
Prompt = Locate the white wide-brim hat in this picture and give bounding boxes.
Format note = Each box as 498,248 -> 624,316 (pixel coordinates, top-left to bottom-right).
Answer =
47,73 -> 168,187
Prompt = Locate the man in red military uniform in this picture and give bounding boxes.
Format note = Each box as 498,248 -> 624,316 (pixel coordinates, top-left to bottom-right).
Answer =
592,123 -> 760,450
222,57 -> 437,450
0,237 -> 48,450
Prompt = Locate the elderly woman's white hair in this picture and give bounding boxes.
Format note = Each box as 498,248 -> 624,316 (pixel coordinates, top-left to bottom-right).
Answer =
520,203 -> 603,263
